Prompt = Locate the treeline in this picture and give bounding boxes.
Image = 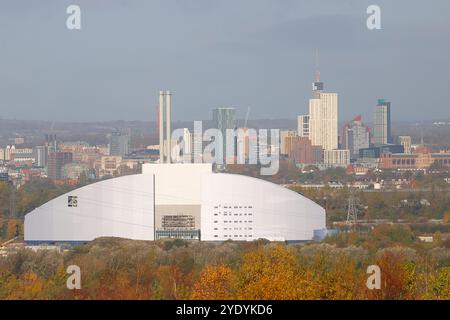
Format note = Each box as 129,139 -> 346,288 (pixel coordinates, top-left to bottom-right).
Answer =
0,179 -> 75,221
292,186 -> 450,222
0,228 -> 449,300
0,179 -> 80,241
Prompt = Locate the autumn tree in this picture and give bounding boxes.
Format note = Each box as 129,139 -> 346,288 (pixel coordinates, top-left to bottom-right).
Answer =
191,264 -> 234,300
235,245 -> 306,300
368,248 -> 418,300
93,270 -> 142,299
2,271 -> 45,299
428,266 -> 450,300
304,253 -> 363,300
154,265 -> 187,299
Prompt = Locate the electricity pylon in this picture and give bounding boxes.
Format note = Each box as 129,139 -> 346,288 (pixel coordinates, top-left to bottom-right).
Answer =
346,190 -> 360,230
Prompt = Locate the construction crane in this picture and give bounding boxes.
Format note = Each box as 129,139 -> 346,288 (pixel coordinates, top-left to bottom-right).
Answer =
244,106 -> 251,128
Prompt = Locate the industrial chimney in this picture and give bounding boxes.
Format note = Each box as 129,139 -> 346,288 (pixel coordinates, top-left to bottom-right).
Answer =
158,90 -> 172,163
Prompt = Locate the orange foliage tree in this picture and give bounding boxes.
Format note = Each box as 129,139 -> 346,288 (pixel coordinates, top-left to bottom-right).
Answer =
367,249 -> 418,300
191,264 -> 234,300
3,271 -> 45,300
235,245 -> 307,300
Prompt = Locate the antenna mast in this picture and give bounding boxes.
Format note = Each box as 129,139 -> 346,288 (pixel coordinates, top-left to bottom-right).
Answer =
315,48 -> 320,82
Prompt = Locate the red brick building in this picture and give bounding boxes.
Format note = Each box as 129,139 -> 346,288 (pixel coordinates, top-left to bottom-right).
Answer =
379,148 -> 450,170
286,137 -> 322,164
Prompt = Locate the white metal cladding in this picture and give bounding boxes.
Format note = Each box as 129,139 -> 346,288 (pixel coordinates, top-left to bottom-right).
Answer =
201,173 -> 325,241
24,166 -> 325,243
24,174 -> 155,242
142,163 -> 212,205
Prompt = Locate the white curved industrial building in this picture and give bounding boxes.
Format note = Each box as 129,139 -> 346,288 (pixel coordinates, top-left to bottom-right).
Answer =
25,164 -> 325,245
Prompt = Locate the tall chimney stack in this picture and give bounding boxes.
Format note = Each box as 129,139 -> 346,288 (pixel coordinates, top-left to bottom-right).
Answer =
159,91 -> 164,163
165,90 -> 172,164
158,90 -> 172,163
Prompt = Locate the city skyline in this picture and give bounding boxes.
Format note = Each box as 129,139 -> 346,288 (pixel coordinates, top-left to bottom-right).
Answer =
1,1 -> 450,122
1,1 -> 450,304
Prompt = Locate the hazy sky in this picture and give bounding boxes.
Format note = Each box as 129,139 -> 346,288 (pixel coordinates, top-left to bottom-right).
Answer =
0,0 -> 449,122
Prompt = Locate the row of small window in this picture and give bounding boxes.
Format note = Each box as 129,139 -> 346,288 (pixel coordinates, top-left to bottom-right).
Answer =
214,227 -> 253,231
435,159 -> 450,165
213,235 -> 253,238
392,159 -> 416,165
213,220 -> 253,224
213,206 -> 253,209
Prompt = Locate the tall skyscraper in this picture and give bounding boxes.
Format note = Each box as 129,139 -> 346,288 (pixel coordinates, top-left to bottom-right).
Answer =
213,107 -> 236,135
48,152 -> 72,180
33,146 -> 48,167
297,115 -> 310,137
109,130 -> 130,157
373,99 -> 392,146
45,134 -> 58,153
308,75 -> 338,151
342,115 -> 371,160
213,107 -> 236,163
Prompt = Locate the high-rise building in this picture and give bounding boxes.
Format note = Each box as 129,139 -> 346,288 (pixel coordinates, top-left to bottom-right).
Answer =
324,149 -> 350,166
373,99 -> 392,146
171,128 -> 192,163
342,115 -> 371,160
4,145 -> 15,161
180,128 -> 192,160
280,130 -> 298,155
286,136 -> 315,164
297,115 -> 310,137
297,56 -> 342,166
193,125 -> 203,164
33,146 -> 48,167
48,152 -> 72,180
306,57 -> 338,151
398,136 -> 412,154
213,107 -> 236,163
235,128 -> 258,164
109,131 -> 130,157
45,134 -> 58,153
309,89 -> 338,151
213,107 -> 236,136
